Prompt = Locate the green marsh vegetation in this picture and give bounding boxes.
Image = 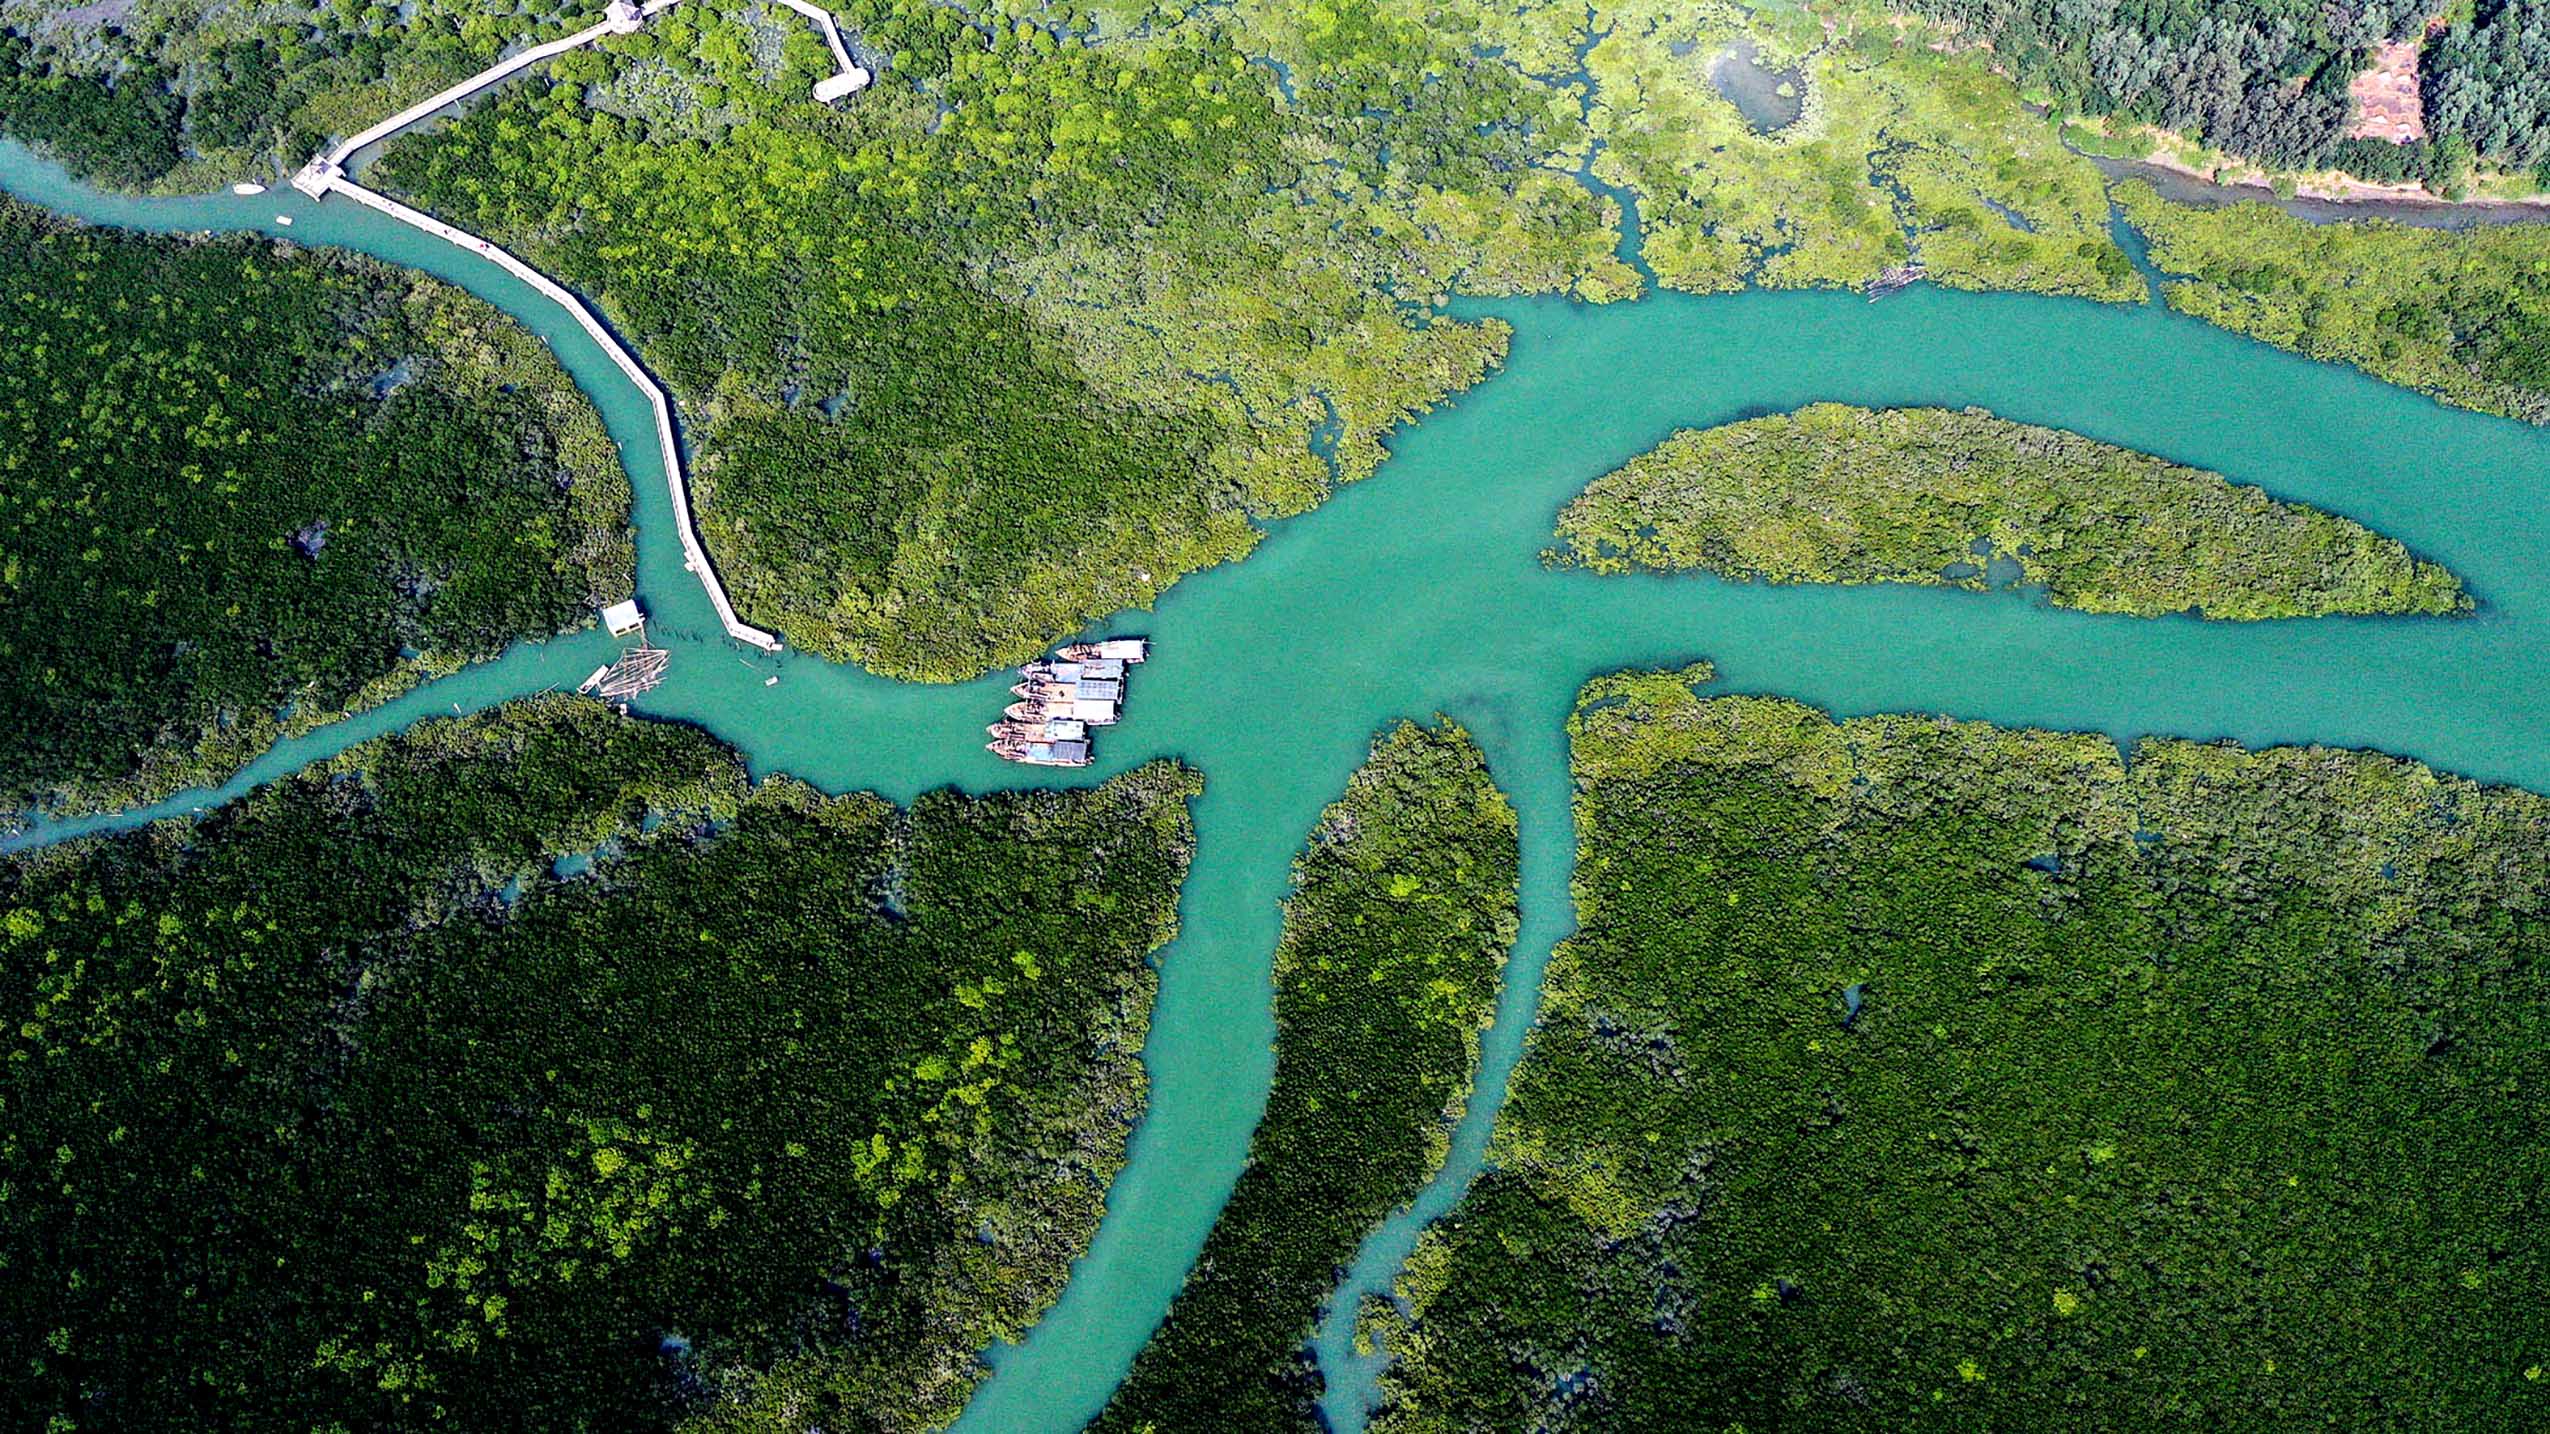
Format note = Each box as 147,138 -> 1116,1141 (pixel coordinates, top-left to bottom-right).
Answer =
0,698 -> 1198,1430
1098,720 -> 1516,1431
1549,402 -> 2471,618
0,197 -> 630,824
1578,1 -> 2138,300
2117,178 -> 2550,424
364,0 -> 1592,677
343,0 -> 2140,676
17,0 -> 2544,658
1367,666 -> 2550,1430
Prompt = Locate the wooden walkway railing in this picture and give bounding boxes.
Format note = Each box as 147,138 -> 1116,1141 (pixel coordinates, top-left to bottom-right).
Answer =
291,0 -> 872,653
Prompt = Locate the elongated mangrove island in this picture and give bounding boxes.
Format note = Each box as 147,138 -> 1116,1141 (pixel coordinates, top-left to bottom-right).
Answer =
1550,403 -> 2470,619
1099,720 -> 1518,1430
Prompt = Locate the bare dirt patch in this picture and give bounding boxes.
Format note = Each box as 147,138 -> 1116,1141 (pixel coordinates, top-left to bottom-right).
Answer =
2348,37 -> 2427,144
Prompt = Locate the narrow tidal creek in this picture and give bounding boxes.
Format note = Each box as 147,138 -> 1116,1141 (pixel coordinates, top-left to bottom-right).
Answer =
8,138 -> 2550,1432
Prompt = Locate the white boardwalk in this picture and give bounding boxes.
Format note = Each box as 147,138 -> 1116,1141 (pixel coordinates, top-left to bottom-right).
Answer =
293,0 -> 873,653
769,0 -> 873,99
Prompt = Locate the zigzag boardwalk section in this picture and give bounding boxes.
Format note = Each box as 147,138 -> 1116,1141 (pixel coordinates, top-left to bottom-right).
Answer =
290,0 -> 872,653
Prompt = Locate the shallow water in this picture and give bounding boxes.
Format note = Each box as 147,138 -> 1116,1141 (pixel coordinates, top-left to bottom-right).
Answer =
8,138 -> 2550,1433
1708,38 -> 1804,134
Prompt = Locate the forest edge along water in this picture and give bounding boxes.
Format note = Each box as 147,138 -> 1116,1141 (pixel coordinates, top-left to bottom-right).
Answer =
9,136 -> 2550,1434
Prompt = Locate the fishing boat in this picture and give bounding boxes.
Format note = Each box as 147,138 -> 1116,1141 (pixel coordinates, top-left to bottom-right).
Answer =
988,716 -> 1088,743
1012,674 -> 1120,699
1010,685 -> 1117,716
1867,263 -> 1924,300
990,636 -> 1145,763
1020,657 -> 1125,683
987,736 -> 1092,767
1004,693 -> 1119,724
1059,637 -> 1148,664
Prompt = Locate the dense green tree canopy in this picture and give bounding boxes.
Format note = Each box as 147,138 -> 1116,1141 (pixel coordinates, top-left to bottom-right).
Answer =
0,22 -> 182,186
0,198 -> 630,821
1902,0 -> 2370,171
0,700 -> 1199,1431
1368,668 -> 2550,1430
2427,1 -> 2550,182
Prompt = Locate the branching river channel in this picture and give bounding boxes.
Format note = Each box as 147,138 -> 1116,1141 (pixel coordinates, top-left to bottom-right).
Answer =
7,137 -> 2550,1432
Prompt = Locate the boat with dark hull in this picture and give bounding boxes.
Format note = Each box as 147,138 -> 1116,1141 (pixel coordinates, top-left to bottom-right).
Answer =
989,638 -> 1147,764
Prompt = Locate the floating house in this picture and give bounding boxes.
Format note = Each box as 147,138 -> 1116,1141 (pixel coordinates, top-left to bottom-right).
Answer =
577,597 -> 668,700
601,599 -> 646,638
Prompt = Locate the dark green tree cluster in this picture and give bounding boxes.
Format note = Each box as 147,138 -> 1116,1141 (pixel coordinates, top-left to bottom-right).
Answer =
0,698 -> 1200,1431
1368,667 -> 2550,1431
1098,720 -> 1517,1432
2329,131 -> 2447,186
2425,0 -> 2550,183
1902,0 -> 2375,170
0,23 -> 181,187
0,197 -> 631,820
0,1 -> 596,184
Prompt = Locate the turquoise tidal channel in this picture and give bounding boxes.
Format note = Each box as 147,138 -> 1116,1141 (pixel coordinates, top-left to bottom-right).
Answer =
7,136 -> 2549,1434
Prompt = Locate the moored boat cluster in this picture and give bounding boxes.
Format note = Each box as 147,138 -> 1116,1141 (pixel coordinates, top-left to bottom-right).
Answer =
988,637 -> 1149,767
1867,262 -> 1925,300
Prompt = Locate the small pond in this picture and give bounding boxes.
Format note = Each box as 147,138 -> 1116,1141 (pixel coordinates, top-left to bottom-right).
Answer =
1710,38 -> 1805,134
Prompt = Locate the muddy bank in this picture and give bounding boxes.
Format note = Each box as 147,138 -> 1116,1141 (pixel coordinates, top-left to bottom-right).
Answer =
2094,156 -> 2550,230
